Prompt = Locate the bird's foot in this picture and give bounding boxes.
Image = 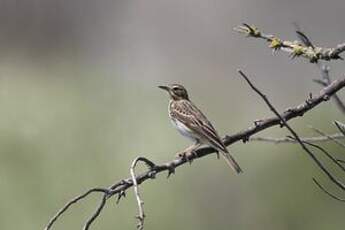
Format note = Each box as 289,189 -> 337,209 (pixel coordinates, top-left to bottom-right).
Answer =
176,149 -> 197,164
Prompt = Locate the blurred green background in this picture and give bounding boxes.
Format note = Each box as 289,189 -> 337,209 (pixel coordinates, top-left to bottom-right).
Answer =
0,0 -> 344,229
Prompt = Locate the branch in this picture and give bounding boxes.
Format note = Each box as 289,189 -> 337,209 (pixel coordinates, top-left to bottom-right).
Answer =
234,24 -> 345,62
44,76 -> 345,230
335,121 -> 345,136
130,157 -> 155,230
293,27 -> 345,114
44,188 -> 109,230
290,136 -> 345,172
250,133 -> 344,144
313,64 -> 345,114
237,69 -> 345,193
309,126 -> 345,149
249,134 -> 345,171
313,178 -> 345,202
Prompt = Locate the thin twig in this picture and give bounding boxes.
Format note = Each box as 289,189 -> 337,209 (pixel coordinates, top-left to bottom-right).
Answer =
234,23 -> 345,62
44,76 -> 345,230
250,133 -> 344,144
295,30 -> 315,48
309,126 -> 345,149
287,136 -> 345,172
130,157 -> 148,230
237,70 -> 345,191
44,188 -> 109,230
335,121 -> 345,136
313,64 -> 345,114
313,178 -> 345,202
83,194 -> 107,230
291,27 -> 345,114
253,128 -> 345,168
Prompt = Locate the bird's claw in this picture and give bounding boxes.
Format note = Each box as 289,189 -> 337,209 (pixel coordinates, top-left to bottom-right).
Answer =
177,150 -> 197,165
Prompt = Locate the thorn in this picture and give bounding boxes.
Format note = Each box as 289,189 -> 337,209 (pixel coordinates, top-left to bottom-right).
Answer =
242,136 -> 249,143
272,49 -> 277,55
135,215 -> 145,220
313,79 -> 327,86
254,119 -> 263,126
279,121 -> 285,127
323,95 -> 330,101
147,171 -> 156,179
166,163 -> 175,178
286,135 -> 294,140
236,23 -> 261,37
305,93 -> 313,105
295,30 -> 314,48
167,170 -> 175,178
187,157 -> 193,165
178,151 -> 195,165
333,54 -> 344,60
309,56 -> 318,63
120,179 -> 130,186
284,107 -> 294,113
116,190 -> 126,204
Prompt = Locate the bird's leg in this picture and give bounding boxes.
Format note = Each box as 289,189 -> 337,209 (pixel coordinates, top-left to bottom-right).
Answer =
176,142 -> 201,164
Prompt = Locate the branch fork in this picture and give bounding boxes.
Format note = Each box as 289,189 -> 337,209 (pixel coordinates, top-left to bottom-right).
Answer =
45,24 -> 345,230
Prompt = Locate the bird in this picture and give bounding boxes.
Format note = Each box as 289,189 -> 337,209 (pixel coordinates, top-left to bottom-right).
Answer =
158,84 -> 242,174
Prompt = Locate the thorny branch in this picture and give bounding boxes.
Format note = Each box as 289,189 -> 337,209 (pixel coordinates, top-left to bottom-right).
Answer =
309,126 -> 345,149
44,188 -> 109,230
130,157 -> 154,230
335,121 -> 345,136
249,133 -> 344,144
234,23 -> 345,62
239,24 -> 345,200
251,132 -> 345,172
291,26 -> 345,114
313,64 -> 345,114
292,27 -> 345,200
44,75 -> 345,230
286,136 -> 345,173
238,70 -> 345,200
256,127 -> 345,193
313,178 -> 345,202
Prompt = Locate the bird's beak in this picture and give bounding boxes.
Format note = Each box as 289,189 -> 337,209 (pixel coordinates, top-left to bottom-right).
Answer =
158,85 -> 170,91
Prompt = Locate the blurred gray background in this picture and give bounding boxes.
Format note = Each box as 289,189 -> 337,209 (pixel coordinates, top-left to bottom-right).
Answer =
0,0 -> 344,229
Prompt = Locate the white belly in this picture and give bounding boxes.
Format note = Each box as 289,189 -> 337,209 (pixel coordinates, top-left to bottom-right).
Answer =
171,118 -> 198,142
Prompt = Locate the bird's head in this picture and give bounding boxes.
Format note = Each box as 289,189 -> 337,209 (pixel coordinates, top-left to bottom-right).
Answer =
158,84 -> 189,100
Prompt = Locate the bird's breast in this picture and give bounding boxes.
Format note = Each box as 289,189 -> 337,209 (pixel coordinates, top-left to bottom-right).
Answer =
171,117 -> 198,142
168,100 -> 198,142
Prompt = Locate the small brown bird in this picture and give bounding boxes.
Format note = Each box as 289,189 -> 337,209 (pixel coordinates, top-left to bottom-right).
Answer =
159,84 -> 242,174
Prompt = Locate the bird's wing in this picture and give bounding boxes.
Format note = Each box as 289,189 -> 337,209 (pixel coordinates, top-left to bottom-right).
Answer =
171,100 -> 243,173
171,100 -> 228,153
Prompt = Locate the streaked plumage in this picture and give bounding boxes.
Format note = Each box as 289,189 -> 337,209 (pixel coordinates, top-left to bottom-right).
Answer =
159,84 -> 242,174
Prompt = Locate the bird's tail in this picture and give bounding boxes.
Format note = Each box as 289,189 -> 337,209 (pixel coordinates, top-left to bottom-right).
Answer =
220,151 -> 242,174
